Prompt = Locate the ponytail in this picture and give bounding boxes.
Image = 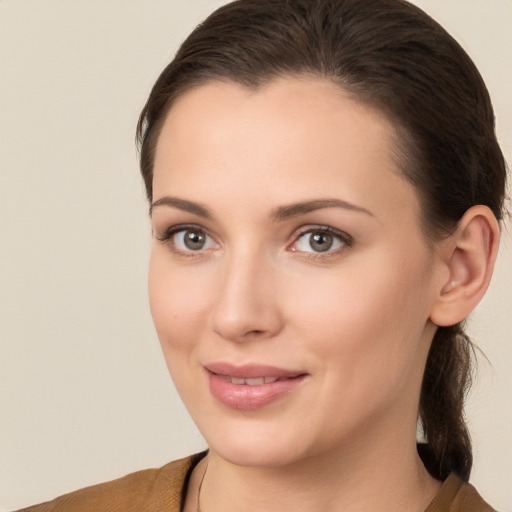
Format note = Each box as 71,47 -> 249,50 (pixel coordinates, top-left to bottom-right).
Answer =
419,324 -> 475,480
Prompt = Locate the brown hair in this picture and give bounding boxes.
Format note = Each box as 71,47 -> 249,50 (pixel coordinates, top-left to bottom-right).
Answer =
136,0 -> 507,481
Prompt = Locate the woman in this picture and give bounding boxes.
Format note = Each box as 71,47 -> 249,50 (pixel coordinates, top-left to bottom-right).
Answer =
14,0 -> 507,510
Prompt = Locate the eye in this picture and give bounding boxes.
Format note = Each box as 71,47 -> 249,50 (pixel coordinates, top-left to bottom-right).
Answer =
158,226 -> 218,253
290,227 -> 351,254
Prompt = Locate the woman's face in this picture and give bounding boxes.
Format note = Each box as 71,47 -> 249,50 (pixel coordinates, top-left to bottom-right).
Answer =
149,77 -> 441,467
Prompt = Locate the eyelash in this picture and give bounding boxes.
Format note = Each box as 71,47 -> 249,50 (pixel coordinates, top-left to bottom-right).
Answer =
156,223 -> 353,260
291,226 -> 353,260
156,224 -> 215,258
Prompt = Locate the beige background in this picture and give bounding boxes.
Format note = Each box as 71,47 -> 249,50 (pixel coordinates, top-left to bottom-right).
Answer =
0,1 -> 510,510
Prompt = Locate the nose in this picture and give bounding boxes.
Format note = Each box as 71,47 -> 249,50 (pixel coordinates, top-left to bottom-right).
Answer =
210,249 -> 283,343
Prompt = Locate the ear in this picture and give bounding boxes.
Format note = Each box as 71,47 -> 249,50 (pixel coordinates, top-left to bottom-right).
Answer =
429,205 -> 500,327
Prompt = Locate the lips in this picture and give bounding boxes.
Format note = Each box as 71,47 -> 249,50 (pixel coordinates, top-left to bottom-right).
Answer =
205,362 -> 303,379
205,363 -> 307,410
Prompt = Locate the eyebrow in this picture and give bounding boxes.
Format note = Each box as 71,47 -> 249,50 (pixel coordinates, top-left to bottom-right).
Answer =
269,198 -> 374,221
150,196 -> 213,219
150,196 -> 373,220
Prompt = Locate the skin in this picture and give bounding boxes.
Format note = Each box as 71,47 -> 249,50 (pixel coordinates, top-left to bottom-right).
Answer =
148,77 -> 496,511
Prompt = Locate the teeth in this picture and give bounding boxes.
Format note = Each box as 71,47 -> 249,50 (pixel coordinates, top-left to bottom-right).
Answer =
245,377 -> 265,385
228,376 -> 280,385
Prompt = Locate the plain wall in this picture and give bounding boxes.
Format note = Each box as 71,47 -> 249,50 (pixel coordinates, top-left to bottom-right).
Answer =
0,1 -> 510,510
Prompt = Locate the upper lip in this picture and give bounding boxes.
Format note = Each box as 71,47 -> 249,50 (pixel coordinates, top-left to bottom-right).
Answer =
205,362 -> 305,379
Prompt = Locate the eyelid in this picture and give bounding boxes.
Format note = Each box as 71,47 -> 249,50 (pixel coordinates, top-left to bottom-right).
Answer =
156,223 -> 206,240
288,225 -> 353,256
156,223 -> 219,254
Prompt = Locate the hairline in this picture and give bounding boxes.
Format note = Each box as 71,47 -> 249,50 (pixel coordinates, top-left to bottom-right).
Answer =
140,72 -> 449,245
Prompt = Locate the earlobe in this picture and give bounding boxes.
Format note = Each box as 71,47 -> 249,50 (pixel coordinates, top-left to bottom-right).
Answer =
430,205 -> 500,327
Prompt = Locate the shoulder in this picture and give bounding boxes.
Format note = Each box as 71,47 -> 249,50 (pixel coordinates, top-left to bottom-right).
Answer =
426,473 -> 496,512
13,453 -> 205,512
451,480 -> 497,512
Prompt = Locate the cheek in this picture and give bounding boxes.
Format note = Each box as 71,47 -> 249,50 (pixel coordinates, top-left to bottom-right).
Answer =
148,250 -> 218,407
285,248 -> 434,383
148,250 -> 212,354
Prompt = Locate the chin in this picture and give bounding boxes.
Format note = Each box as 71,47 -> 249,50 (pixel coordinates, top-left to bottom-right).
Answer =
198,415 -> 323,469
210,439 -> 303,468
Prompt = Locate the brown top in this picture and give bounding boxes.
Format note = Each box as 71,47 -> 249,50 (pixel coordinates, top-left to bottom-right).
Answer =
424,473 -> 495,512
15,453 -> 495,512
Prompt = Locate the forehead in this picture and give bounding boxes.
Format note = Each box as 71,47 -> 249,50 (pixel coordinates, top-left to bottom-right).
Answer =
157,77 -> 394,159
152,77 -> 420,224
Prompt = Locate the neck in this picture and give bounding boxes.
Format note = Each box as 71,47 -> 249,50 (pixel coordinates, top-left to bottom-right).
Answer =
192,423 -> 440,512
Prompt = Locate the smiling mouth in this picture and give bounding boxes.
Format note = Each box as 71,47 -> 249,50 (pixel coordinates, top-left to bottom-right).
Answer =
205,362 -> 306,384
205,364 -> 307,410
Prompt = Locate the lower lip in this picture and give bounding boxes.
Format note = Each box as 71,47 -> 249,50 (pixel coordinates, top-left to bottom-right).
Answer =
207,371 -> 307,411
